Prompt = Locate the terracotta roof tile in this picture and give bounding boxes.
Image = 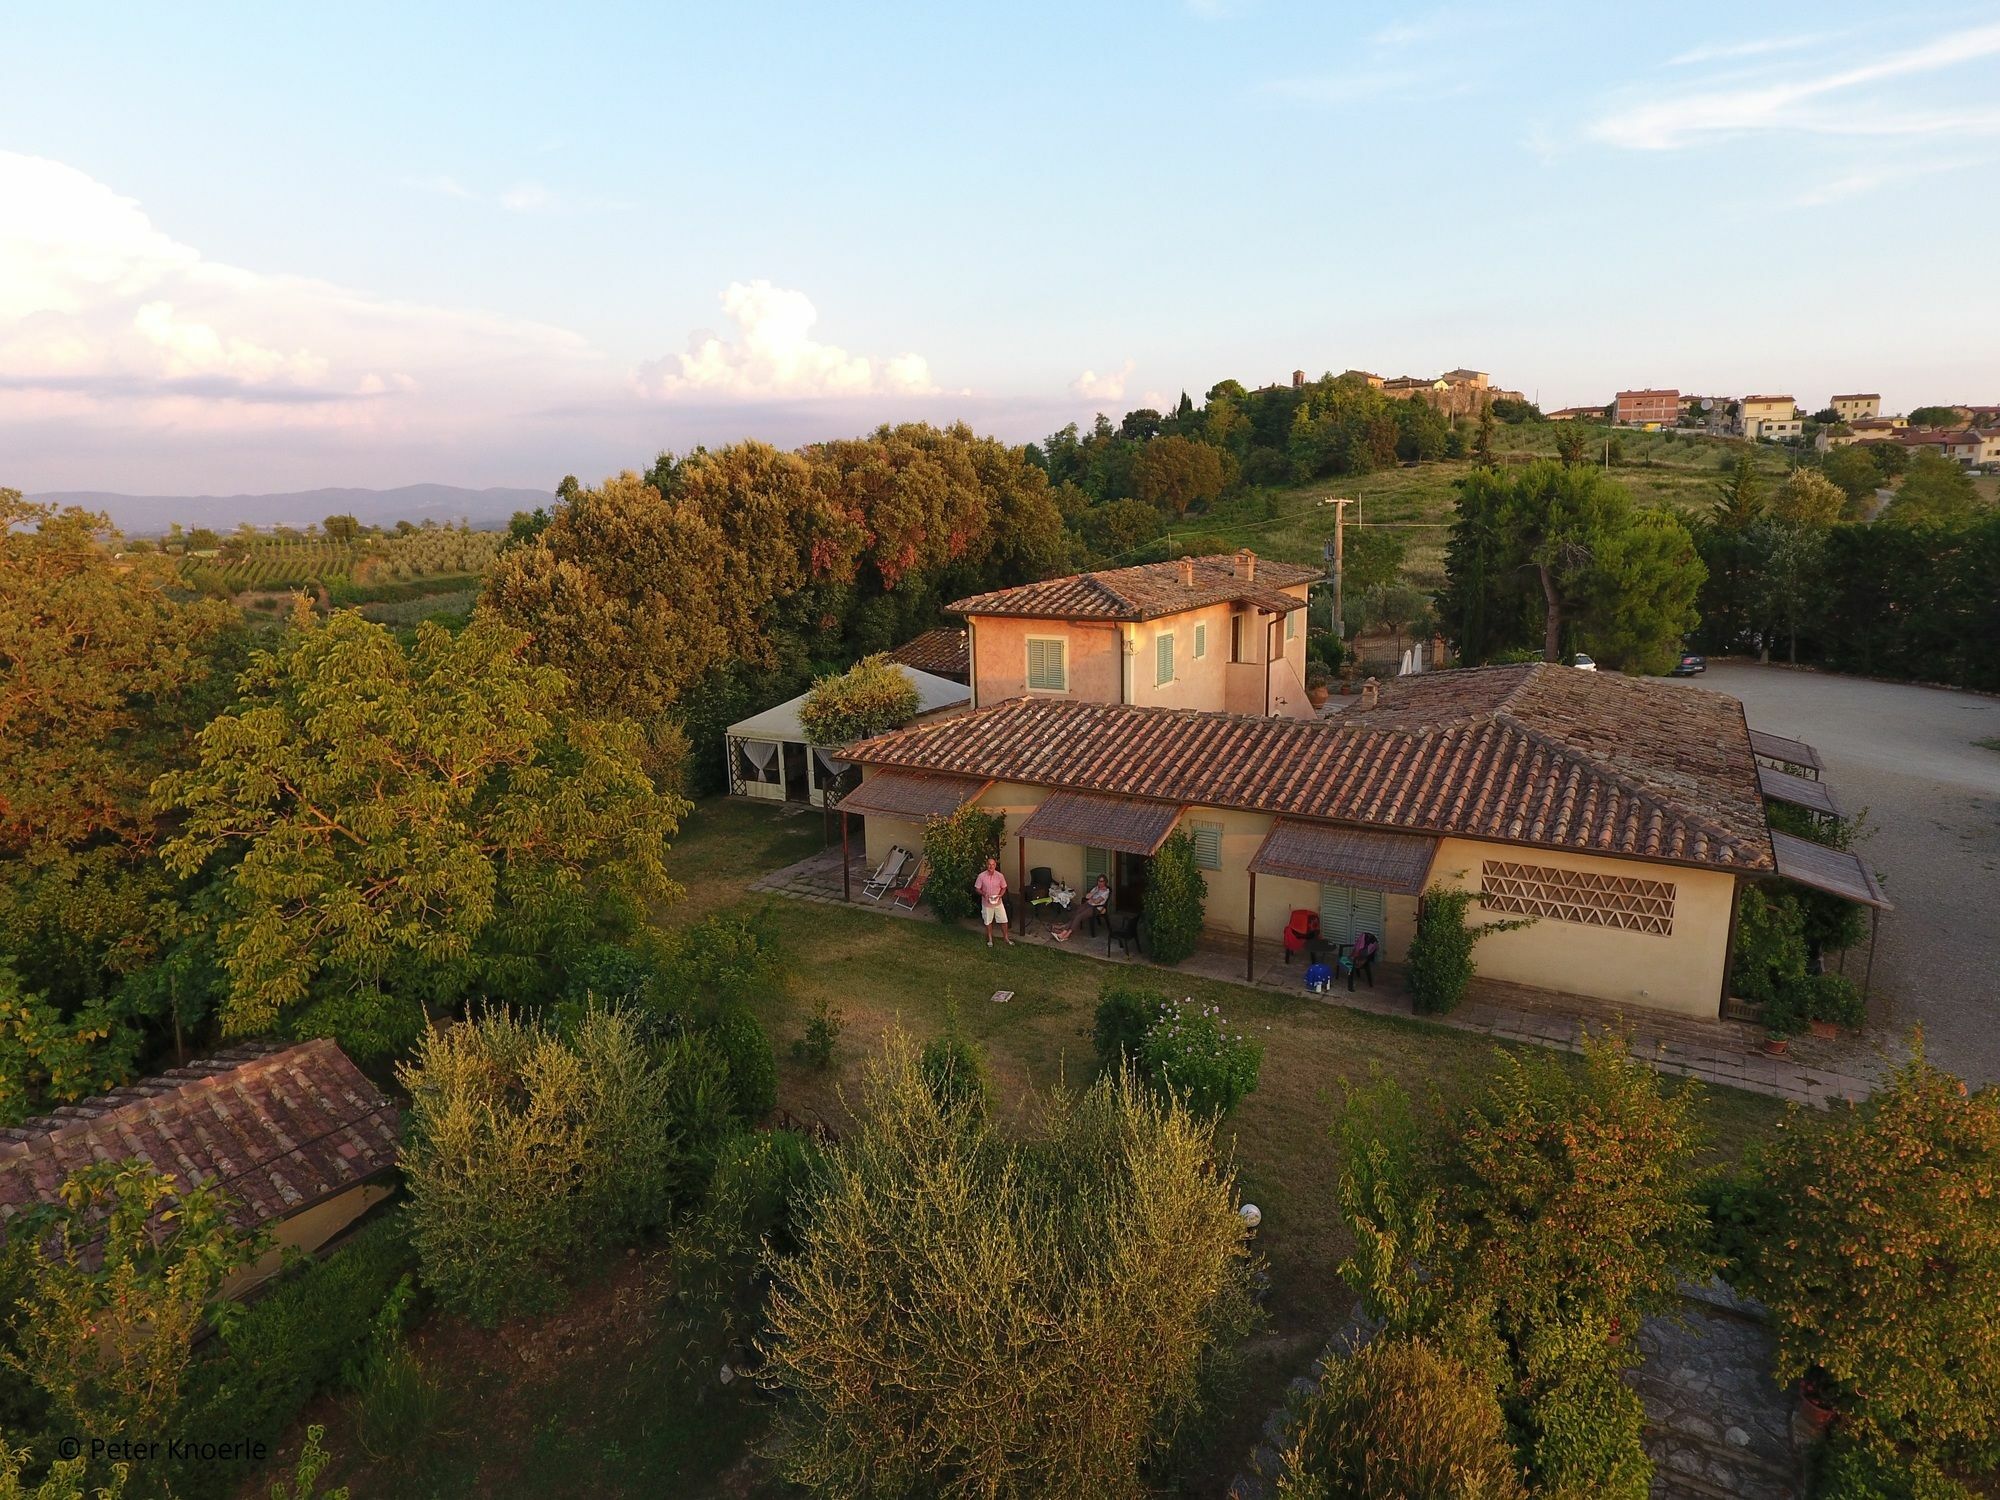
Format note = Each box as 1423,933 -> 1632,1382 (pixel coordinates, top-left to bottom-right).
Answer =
948,553 -> 1319,622
0,1039 -> 400,1235
845,663 -> 1773,872
888,627 -> 970,679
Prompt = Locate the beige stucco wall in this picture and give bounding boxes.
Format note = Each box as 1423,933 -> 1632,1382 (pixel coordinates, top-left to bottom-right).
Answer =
968,616 -> 1122,708
1427,837 -> 1735,1018
966,584 -> 1310,718
224,1182 -> 396,1299
855,770 -> 1736,1018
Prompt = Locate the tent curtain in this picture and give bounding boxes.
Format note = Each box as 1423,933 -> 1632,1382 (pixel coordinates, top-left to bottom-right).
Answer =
813,749 -> 848,777
737,738 -> 781,780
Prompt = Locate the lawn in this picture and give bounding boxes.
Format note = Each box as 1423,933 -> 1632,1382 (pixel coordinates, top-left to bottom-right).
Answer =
304,798 -> 1789,1498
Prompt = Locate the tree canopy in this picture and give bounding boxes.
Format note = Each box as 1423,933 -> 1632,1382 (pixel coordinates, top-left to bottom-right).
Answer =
154,605 -> 686,1054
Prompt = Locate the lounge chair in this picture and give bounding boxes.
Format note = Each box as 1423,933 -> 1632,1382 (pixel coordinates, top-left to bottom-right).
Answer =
891,860 -> 931,911
1282,909 -> 1321,964
861,847 -> 909,901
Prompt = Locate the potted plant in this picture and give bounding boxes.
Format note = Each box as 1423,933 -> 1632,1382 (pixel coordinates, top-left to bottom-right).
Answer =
1306,671 -> 1331,709
1799,1365 -> 1837,1435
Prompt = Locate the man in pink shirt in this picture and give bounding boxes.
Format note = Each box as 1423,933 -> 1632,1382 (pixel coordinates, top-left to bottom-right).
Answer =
974,857 -> 1013,947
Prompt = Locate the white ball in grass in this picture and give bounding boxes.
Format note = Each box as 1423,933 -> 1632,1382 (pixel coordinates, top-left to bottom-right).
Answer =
1240,1204 -> 1262,1230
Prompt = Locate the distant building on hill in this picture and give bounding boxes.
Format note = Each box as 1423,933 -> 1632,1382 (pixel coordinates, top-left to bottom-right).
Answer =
1547,404 -> 1610,422
1829,393 -> 1880,422
1737,395 -> 1802,442
1614,389 -> 1679,427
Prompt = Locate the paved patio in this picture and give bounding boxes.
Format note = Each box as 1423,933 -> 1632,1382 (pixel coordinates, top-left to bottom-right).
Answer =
752,846 -> 1886,1105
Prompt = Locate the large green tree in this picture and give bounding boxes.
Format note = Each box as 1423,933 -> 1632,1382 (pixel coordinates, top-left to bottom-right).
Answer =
1887,450 -> 1980,524
1132,435 -> 1230,515
1441,461 -> 1701,671
154,606 -> 686,1054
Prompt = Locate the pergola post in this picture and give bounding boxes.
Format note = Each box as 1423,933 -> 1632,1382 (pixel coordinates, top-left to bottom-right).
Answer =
1018,834 -> 1027,934
1862,906 -> 1881,1001
1246,870 -> 1257,981
841,810 -> 851,903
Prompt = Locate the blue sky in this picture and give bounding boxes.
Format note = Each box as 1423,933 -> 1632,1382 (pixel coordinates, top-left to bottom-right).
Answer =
4,1 -> 1997,493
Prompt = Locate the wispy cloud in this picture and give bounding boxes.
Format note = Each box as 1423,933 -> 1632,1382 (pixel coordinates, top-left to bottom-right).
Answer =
1267,7 -> 1492,109
1592,22 -> 2000,149
1789,155 -> 1977,207
1665,35 -> 1816,68
407,174 -> 565,213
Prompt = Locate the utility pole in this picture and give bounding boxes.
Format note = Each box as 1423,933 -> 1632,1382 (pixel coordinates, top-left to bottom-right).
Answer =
1322,496 -> 1354,639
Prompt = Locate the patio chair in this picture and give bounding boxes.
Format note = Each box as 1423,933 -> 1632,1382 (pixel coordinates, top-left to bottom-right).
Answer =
1028,866 -> 1054,900
1282,909 -> 1320,964
1344,931 -> 1380,991
891,860 -> 930,911
1106,910 -> 1141,957
861,847 -> 909,901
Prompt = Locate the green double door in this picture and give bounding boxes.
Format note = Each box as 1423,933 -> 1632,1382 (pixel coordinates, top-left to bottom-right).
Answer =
1318,883 -> 1385,949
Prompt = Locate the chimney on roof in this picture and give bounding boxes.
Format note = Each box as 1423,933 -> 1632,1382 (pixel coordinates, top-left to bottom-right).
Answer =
1359,677 -> 1380,711
1234,547 -> 1257,581
1179,555 -> 1195,587
1292,369 -> 1305,388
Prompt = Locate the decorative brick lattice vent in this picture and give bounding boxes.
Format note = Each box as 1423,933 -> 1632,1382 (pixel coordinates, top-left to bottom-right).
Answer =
1480,861 -> 1676,935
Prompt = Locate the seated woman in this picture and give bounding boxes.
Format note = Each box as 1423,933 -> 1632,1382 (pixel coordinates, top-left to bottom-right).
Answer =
1053,874 -> 1112,943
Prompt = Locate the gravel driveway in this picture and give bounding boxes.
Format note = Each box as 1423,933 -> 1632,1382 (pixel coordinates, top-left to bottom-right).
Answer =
1683,663 -> 2000,1087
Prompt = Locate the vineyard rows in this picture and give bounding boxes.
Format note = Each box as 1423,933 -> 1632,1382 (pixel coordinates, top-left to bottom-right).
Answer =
183,529 -> 505,593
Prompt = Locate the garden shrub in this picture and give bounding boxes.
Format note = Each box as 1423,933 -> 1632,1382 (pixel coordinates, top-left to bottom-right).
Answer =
797,654 -> 920,746
921,804 -> 1007,923
763,1032 -> 1258,1499
918,1010 -> 992,1119
1137,995 -> 1262,1117
1276,1336 -> 1525,1500
561,940 -> 660,1009
0,1442 -> 127,1500
648,915 -> 780,1016
189,1209 -> 417,1465
1,1162 -> 261,1477
709,1003 -> 777,1121
792,996 -> 842,1071
1093,979 -> 1165,1072
1142,829 -> 1207,964
1336,1033 -> 1710,1493
1731,886 -> 1809,1014
1750,1046 -> 2000,1479
1406,886 -> 1531,1015
399,1005 -> 717,1325
1804,970 -> 1865,1029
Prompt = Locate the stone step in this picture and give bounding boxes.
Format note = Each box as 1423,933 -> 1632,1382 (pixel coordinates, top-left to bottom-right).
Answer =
1647,1429 -> 1798,1500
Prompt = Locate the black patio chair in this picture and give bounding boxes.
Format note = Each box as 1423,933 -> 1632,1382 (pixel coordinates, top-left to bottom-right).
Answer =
1107,911 -> 1141,957
1346,931 -> 1380,991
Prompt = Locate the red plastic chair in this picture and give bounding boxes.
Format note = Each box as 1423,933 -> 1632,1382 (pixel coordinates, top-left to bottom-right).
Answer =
1282,909 -> 1321,963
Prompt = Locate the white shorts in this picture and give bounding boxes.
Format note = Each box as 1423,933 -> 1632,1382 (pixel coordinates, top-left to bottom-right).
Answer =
982,901 -> 1008,925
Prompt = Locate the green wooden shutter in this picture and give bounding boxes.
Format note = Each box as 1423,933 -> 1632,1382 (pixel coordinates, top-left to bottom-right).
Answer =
1156,633 -> 1174,687
1319,884 -> 1386,947
1027,638 -> 1065,691
1084,847 -> 1109,883
1190,822 -> 1222,870
1193,622 -> 1207,659
1285,608 -> 1298,640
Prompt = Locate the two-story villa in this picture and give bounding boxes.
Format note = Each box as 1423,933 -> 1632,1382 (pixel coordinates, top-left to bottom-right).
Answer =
830,552 -> 1889,1019
951,548 -> 1318,719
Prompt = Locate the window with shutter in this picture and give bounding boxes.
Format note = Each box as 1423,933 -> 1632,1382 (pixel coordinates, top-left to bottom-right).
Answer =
1156,632 -> 1175,687
1190,822 -> 1222,870
1084,847 -> 1109,884
1193,622 -> 1207,659
1026,637 -> 1067,691
1285,608 -> 1298,640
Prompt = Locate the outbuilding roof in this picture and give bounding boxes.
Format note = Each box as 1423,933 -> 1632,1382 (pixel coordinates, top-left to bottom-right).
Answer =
948,553 -> 1320,623
888,628 -> 970,680
0,1040 -> 399,1235
725,664 -> 968,743
845,664 -> 1774,872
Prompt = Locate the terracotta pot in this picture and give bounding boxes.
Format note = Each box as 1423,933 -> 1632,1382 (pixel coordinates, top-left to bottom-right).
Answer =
1808,1019 -> 1841,1039
1800,1368 -> 1837,1435
1762,1036 -> 1790,1056
1308,685 -> 1330,708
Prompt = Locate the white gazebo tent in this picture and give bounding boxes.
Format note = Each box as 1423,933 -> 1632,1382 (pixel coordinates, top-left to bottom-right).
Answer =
724,664 -> 970,806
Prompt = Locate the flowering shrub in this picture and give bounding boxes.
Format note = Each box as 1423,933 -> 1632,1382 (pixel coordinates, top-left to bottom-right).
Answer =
797,654 -> 920,746
1137,995 -> 1262,1117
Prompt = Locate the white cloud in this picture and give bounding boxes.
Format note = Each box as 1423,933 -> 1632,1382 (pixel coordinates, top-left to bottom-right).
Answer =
1592,23 -> 2000,149
1789,155 -> 1974,207
0,150 -> 602,436
636,280 -> 939,400
1070,360 -> 1135,401
498,181 -> 553,213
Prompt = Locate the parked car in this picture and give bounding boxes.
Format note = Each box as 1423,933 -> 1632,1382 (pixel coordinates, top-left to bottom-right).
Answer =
1670,652 -> 1707,677
1571,653 -> 1597,671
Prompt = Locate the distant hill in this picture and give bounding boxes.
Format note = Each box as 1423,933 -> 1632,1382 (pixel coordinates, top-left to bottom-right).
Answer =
29,484 -> 553,536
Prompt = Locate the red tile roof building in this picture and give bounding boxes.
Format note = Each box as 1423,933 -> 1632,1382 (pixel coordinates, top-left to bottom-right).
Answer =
0,1040 -> 400,1276
846,663 -> 1772,873
1614,389 -> 1680,426
949,552 -> 1321,623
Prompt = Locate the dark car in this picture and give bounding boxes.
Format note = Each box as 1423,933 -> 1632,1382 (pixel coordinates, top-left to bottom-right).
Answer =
1670,653 -> 1707,677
